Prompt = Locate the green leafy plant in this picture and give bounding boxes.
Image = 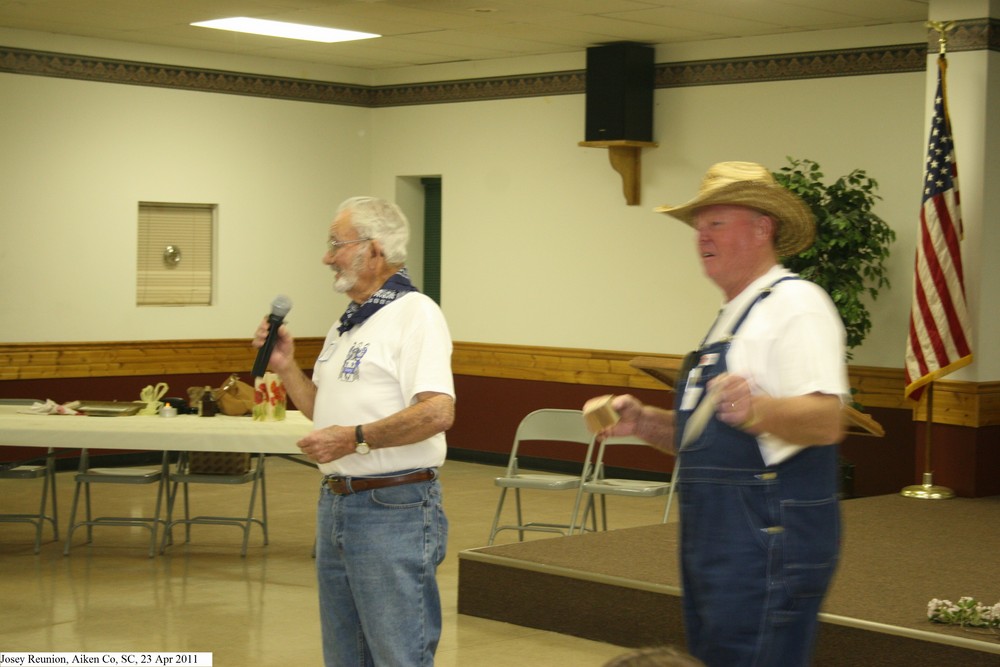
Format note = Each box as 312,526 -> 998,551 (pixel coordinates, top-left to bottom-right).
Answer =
773,157 -> 897,359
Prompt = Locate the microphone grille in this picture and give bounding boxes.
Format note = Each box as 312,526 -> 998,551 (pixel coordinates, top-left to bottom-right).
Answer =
271,294 -> 293,318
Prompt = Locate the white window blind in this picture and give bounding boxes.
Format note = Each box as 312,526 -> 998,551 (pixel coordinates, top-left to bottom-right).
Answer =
137,202 -> 214,306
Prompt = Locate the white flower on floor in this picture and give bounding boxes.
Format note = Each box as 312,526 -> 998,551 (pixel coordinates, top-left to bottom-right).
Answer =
927,596 -> 1000,633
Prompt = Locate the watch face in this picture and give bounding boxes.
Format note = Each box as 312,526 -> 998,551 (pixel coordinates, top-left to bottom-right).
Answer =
356,442 -> 371,455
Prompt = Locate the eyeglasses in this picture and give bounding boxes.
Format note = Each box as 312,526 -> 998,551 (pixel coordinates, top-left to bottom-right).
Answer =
327,237 -> 371,252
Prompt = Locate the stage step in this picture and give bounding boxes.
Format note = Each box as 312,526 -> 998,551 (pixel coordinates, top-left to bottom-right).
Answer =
459,496 -> 1000,666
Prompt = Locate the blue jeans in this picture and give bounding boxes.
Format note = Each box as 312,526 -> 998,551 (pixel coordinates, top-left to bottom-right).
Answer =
316,472 -> 448,667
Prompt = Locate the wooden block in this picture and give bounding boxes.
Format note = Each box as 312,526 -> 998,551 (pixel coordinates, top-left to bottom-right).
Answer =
583,395 -> 619,433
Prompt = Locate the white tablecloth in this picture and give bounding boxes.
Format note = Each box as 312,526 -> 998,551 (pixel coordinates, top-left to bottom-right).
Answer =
0,405 -> 311,454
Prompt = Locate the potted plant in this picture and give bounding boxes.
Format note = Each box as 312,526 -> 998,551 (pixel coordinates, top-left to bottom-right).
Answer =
773,157 -> 897,360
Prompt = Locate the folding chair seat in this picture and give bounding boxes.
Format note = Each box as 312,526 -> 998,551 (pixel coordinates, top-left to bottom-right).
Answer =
160,451 -> 267,557
572,435 -> 678,534
0,398 -> 59,553
63,449 -> 168,558
487,408 -> 597,545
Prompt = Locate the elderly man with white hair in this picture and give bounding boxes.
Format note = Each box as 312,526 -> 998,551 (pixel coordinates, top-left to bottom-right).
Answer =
254,196 -> 454,667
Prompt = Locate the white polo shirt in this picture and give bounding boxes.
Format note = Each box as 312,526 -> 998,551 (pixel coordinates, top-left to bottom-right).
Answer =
311,292 -> 455,477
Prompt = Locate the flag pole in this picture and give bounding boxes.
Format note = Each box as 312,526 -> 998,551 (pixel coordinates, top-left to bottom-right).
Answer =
901,381 -> 954,499
901,19 -> 961,500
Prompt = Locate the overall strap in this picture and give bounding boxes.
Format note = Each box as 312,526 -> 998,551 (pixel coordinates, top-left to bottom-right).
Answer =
699,276 -> 799,348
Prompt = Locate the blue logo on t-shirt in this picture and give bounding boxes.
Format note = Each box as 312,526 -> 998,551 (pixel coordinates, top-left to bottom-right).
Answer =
339,342 -> 368,382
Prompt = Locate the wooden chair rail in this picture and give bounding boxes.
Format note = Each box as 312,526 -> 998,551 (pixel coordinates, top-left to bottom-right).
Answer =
2,340 -> 997,427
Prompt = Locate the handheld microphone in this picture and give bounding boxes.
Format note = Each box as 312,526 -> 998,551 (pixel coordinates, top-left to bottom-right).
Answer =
252,295 -> 293,378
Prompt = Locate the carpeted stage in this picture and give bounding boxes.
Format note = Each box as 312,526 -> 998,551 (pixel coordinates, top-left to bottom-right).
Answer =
458,494 -> 1000,666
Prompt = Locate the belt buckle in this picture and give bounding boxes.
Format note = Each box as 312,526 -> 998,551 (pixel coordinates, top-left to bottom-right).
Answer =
326,475 -> 350,495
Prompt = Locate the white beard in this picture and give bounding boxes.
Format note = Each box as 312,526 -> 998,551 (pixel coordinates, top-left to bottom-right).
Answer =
332,252 -> 364,293
333,271 -> 356,293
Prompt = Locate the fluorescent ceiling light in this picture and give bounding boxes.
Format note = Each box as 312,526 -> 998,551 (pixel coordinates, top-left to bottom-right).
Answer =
192,17 -> 379,44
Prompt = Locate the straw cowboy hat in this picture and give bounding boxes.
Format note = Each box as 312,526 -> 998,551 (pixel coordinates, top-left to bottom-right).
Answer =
656,161 -> 816,257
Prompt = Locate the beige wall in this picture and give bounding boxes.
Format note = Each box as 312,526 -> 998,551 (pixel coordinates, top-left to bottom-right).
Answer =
0,19 -> 991,378
366,72 -> 925,365
0,71 -> 371,342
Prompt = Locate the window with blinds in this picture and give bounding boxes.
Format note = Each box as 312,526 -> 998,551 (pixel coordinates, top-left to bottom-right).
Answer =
136,202 -> 215,306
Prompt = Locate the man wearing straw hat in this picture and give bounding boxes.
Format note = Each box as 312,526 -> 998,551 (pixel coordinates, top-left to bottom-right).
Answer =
585,162 -> 849,666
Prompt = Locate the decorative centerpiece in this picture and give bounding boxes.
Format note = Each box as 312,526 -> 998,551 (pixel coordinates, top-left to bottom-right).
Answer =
253,372 -> 287,422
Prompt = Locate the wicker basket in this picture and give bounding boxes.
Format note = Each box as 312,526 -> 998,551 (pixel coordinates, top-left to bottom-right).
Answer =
188,451 -> 251,475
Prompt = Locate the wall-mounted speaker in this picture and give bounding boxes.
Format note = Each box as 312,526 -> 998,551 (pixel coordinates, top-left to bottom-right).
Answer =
584,42 -> 654,142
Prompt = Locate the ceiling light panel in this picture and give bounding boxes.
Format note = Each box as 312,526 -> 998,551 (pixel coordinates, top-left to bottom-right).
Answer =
191,17 -> 380,43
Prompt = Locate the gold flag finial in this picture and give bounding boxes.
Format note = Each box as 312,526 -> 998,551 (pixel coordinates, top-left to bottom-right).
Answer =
926,20 -> 955,55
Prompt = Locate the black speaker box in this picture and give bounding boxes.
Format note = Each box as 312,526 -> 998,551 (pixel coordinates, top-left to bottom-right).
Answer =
585,42 -> 654,142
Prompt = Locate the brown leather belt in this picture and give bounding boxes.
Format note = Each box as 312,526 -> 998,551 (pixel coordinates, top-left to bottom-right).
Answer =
324,469 -> 435,496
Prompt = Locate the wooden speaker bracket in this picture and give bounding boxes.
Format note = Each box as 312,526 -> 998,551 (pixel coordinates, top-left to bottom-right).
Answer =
579,140 -> 658,205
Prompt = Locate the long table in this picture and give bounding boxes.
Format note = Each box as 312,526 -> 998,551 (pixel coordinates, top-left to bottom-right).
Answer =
0,404 -> 312,454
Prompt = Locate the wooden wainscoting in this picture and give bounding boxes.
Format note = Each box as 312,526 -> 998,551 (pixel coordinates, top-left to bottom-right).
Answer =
1,339 -> 997,428
0,339 -> 323,381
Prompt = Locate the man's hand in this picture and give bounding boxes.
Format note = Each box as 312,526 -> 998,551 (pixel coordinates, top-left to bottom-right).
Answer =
297,424 -> 355,464
582,394 -> 676,455
252,319 -> 295,374
710,373 -> 758,431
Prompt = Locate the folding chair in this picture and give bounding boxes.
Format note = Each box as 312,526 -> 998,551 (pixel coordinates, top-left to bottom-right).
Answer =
63,449 -> 168,558
487,408 -> 597,545
0,398 -> 59,553
572,435 -> 678,534
160,451 -> 267,557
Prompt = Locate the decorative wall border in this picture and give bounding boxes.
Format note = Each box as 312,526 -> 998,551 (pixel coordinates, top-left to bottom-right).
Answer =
0,44 -> 926,107
2,18 -> 993,107
369,70 -> 583,106
2,340 -> 997,428
657,44 -> 924,88
937,17 -> 1000,52
0,47 -> 372,106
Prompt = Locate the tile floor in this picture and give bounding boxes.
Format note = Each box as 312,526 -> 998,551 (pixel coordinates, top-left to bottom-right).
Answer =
0,455 -> 678,665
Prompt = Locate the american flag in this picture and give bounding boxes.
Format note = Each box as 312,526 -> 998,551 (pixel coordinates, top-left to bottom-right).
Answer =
904,55 -> 973,401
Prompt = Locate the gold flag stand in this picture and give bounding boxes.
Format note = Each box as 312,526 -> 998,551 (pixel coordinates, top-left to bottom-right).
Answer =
901,382 -> 954,499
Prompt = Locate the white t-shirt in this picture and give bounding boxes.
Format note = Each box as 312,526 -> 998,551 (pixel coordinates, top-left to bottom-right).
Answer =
311,292 -> 455,477
701,265 -> 849,466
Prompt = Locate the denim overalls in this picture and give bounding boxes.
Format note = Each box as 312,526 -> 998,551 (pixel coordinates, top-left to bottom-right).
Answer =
674,278 -> 840,667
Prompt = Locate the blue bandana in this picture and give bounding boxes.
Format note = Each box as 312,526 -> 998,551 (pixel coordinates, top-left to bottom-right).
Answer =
337,269 -> 418,335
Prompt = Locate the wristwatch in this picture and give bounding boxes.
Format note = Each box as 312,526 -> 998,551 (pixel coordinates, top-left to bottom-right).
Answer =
354,425 -> 371,455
